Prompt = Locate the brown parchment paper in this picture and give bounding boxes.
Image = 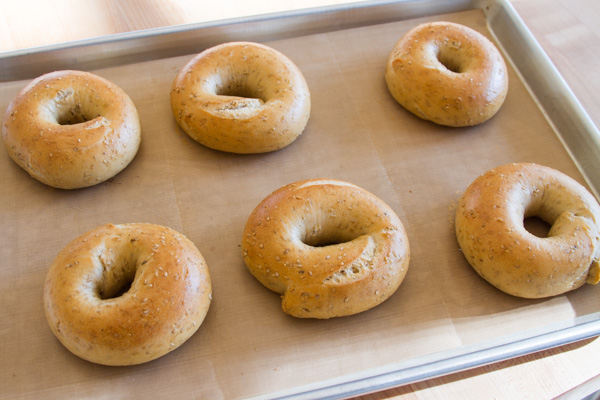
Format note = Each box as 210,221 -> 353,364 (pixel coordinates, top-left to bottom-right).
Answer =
2,9 -> 598,399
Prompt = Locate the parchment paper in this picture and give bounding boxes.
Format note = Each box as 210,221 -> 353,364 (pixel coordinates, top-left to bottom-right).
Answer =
2,9 -> 598,399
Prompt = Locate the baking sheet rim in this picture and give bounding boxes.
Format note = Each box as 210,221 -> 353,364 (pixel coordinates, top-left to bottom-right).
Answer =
254,311 -> 600,399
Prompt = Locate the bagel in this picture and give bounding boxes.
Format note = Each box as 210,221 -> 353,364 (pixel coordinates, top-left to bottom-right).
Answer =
455,163 -> 600,298
242,179 -> 410,319
385,21 -> 509,127
2,70 -> 141,189
43,223 -> 212,366
170,41 -> 311,154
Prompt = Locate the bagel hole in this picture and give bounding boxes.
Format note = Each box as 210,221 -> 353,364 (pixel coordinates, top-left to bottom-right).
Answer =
56,104 -> 95,125
436,47 -> 463,73
305,238 -> 348,247
98,264 -> 137,300
302,230 -> 359,248
217,81 -> 266,103
437,54 -> 462,73
100,279 -> 133,300
99,275 -> 134,300
524,216 -> 551,238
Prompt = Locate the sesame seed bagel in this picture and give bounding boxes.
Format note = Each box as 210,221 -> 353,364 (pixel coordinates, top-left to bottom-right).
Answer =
170,42 -> 311,154
43,223 -> 212,366
455,163 -> 600,298
385,21 -> 508,127
2,70 -> 141,189
242,179 -> 410,319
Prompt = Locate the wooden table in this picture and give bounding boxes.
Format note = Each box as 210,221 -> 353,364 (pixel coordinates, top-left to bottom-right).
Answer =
2,0 -> 599,398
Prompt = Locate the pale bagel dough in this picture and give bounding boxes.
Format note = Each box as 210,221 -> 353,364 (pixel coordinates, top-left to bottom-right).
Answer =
385,21 -> 508,127
44,223 -> 212,365
170,41 -> 311,154
2,70 -> 141,189
242,179 -> 410,319
455,163 -> 600,298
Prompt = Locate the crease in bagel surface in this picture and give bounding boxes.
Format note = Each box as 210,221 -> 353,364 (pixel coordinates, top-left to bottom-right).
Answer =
242,179 -> 409,319
455,163 -> 600,298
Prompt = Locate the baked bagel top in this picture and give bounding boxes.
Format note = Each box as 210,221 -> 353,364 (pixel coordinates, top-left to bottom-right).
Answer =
43,223 -> 212,365
242,179 -> 410,318
455,163 -> 600,298
2,70 -> 141,189
170,42 -> 311,153
385,21 -> 509,127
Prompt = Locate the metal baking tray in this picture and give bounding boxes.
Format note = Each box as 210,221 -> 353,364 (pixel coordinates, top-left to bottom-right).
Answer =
2,0 -> 600,399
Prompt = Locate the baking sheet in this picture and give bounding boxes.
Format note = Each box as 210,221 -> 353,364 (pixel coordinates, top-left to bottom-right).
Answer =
1,3 -> 600,400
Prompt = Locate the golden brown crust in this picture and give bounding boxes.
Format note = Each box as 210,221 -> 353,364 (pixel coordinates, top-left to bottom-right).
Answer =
43,223 -> 212,365
385,21 -> 508,127
2,70 -> 141,189
242,179 -> 410,319
455,163 -> 600,298
170,42 -> 311,154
